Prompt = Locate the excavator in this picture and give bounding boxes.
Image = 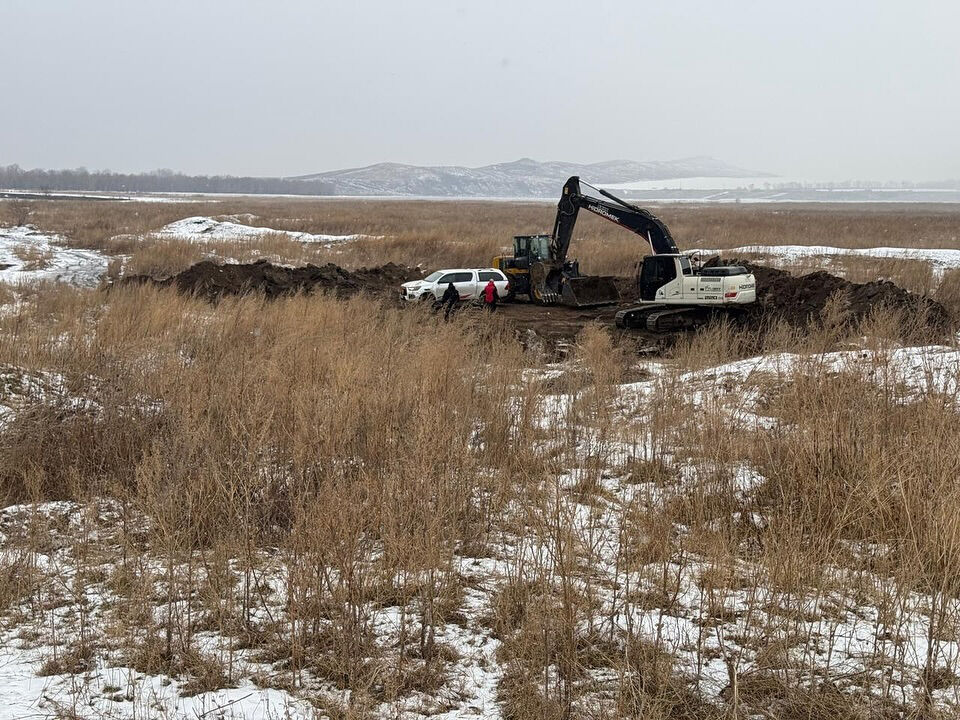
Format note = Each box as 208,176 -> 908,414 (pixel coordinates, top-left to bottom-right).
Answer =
495,176 -> 756,331
493,184 -> 623,307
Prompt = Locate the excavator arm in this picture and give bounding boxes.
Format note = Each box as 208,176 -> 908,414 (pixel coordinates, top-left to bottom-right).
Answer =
551,176 -> 679,260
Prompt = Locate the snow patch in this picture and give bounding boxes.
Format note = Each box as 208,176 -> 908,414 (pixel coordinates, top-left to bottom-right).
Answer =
682,344 -> 960,399
701,244 -> 960,275
601,176 -> 782,191
156,216 -> 375,245
612,344 -> 960,432
0,226 -> 109,287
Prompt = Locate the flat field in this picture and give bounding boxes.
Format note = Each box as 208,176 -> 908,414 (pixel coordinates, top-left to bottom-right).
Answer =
1,197 -> 960,719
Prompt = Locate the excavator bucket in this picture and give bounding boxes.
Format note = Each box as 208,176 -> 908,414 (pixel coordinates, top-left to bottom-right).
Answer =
560,275 -> 620,307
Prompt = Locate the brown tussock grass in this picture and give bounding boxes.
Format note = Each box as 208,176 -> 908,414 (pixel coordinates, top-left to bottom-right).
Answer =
1,199 -> 959,716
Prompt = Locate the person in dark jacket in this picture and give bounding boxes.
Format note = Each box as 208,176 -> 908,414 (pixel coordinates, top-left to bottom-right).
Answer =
440,281 -> 459,319
481,279 -> 499,311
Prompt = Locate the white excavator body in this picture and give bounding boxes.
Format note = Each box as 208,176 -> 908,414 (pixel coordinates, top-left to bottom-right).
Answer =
615,255 -> 756,331
638,255 -> 756,305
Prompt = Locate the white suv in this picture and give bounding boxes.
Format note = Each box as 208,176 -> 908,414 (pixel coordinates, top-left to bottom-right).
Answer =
400,268 -> 510,302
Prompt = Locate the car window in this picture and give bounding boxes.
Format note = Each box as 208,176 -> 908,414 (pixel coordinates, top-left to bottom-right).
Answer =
451,272 -> 473,283
436,274 -> 456,284
424,271 -> 443,282
479,271 -> 505,282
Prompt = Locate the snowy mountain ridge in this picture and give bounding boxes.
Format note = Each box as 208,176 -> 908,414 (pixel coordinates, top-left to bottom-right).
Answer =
291,156 -> 769,197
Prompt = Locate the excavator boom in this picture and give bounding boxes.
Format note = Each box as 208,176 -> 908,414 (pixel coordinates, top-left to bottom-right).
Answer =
552,176 -> 680,260
534,176 -> 681,307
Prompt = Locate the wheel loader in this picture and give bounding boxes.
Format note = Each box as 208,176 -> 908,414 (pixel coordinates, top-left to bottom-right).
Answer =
493,234 -> 620,307
496,177 -> 757,330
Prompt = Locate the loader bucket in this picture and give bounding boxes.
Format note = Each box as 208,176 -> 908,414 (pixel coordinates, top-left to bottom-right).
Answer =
560,275 -> 620,307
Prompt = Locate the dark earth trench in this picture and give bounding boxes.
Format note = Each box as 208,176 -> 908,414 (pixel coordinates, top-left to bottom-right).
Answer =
120,258 -> 952,353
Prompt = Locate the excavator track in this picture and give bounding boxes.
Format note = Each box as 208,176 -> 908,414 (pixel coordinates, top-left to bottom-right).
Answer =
615,305 -> 712,332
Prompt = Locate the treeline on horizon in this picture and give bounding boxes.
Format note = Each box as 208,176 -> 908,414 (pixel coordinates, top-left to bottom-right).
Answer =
0,165 -> 335,196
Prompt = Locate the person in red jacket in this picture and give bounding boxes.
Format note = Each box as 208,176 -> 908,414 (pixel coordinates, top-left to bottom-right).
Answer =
481,279 -> 499,312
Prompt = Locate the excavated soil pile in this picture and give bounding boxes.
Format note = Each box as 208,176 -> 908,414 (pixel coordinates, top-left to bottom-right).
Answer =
122,260 -> 422,301
731,260 -> 951,332
121,259 -> 951,345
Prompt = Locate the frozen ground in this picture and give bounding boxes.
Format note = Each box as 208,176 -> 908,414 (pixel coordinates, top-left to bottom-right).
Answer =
602,176 -> 784,191
624,343 -> 960,424
702,244 -> 960,274
0,365 -> 92,431
533,340 -> 960,715
2,342 -> 959,718
0,226 -> 109,287
0,498 -> 504,720
0,189 -> 192,203
156,217 -> 376,246
0,500 -> 317,720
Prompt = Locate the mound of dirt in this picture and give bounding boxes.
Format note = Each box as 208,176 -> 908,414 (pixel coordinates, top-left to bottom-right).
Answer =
730,260 -> 951,332
120,259 -> 951,349
121,260 -> 422,301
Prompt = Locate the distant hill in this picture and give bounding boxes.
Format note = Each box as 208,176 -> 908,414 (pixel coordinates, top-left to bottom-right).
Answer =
0,165 -> 335,196
0,158 -> 772,199
291,157 -> 769,197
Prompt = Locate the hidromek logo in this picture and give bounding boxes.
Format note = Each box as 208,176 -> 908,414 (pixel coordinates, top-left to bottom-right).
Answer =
586,203 -> 617,221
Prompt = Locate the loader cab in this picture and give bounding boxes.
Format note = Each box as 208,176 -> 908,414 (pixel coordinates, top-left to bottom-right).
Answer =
513,234 -> 552,265
639,255 -> 679,300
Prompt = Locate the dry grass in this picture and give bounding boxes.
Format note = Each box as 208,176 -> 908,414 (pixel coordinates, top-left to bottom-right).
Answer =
5,196 -> 960,275
0,286 -> 528,712
0,294 -> 957,716
8,196 -> 960,319
1,198 -> 960,717
12,244 -> 54,271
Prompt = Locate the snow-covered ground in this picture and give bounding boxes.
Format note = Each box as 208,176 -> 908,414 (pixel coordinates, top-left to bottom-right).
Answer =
540,342 -> 960,440
601,176 -> 786,191
0,650 -> 315,720
531,340 -> 960,714
0,501 -> 318,720
680,344 -> 960,398
0,365 -> 88,430
619,343 -> 960,431
0,226 -> 109,287
0,498 -> 505,720
155,216 -> 376,246
0,189 -> 193,203
702,244 -> 960,274
2,342 -> 959,718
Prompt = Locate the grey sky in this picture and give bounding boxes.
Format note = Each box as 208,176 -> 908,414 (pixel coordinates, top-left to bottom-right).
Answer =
2,0 -> 958,180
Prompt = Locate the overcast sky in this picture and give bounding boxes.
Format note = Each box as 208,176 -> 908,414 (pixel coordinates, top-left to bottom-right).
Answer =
1,0 -> 958,180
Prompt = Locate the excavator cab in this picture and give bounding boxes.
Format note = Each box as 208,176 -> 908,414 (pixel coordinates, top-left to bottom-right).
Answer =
639,255 -> 678,301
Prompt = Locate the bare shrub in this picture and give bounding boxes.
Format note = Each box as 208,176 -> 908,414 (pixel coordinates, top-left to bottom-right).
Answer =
934,268 -> 960,318
12,244 -> 54,271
